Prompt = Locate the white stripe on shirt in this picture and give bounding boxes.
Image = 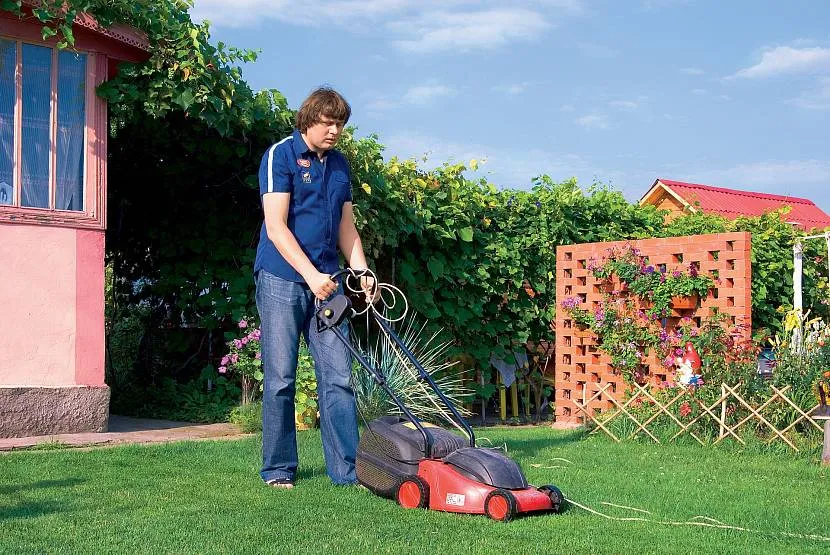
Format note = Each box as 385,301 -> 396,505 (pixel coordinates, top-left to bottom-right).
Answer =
267,135 -> 293,193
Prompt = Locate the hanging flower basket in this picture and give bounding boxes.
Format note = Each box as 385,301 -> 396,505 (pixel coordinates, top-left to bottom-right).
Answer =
670,294 -> 699,310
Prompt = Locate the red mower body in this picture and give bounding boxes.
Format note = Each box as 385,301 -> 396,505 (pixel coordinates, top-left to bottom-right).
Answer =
357,416 -> 565,522
412,459 -> 554,517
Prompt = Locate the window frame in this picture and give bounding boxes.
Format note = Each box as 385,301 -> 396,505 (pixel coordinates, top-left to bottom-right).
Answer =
0,32 -> 107,230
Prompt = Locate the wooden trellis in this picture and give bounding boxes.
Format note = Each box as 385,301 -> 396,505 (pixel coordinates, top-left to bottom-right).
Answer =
573,382 -> 823,452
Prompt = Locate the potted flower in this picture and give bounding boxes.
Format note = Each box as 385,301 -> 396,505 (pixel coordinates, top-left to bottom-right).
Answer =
589,245 -> 643,292
628,263 -> 714,316
664,263 -> 712,310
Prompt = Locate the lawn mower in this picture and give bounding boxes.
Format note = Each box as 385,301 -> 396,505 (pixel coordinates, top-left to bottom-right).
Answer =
316,269 -> 564,522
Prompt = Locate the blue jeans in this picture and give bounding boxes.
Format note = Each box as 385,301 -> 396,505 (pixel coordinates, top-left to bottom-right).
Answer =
255,270 -> 359,485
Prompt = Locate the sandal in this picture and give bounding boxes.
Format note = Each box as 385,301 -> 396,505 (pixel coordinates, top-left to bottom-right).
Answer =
265,478 -> 294,489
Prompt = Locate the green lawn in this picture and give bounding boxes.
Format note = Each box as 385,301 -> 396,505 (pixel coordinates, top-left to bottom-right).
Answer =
1,427 -> 827,554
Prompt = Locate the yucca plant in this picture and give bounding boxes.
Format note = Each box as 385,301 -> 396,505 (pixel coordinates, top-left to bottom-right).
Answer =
351,314 -> 472,434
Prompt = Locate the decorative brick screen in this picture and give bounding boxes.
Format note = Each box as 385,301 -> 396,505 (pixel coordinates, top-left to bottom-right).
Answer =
554,232 -> 752,425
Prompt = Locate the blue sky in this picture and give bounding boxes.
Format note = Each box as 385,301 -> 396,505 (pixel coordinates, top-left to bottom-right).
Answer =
191,0 -> 830,212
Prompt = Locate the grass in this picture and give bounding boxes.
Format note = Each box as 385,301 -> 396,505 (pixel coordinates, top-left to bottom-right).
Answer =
0,427 -> 827,554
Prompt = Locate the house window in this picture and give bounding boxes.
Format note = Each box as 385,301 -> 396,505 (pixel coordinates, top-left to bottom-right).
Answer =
0,40 -> 14,205
0,37 -> 87,212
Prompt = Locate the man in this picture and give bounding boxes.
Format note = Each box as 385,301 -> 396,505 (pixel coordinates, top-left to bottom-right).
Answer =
254,87 -> 369,489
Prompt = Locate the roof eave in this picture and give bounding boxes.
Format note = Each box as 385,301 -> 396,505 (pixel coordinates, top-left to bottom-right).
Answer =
639,179 -> 697,213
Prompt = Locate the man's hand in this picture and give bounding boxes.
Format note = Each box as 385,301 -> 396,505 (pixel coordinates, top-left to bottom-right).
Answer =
360,274 -> 381,305
307,271 -> 337,301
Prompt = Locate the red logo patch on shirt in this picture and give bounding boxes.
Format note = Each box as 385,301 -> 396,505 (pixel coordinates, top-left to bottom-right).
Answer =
297,158 -> 311,168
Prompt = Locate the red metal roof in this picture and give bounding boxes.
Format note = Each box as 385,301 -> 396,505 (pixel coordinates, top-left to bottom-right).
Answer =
655,179 -> 830,231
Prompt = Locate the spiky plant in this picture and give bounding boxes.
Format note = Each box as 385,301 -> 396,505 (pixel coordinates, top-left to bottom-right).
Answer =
351,314 -> 472,433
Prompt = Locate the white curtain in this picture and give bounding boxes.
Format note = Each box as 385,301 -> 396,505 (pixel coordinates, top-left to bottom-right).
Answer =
20,44 -> 51,209
0,39 -> 15,205
55,51 -> 86,211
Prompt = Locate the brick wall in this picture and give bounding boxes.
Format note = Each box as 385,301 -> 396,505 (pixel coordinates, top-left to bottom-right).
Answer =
554,232 -> 752,424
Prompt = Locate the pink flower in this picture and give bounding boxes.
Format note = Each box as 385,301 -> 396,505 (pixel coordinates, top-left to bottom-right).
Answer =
238,319 -> 248,329
221,355 -> 230,366
231,353 -> 239,364
233,339 -> 242,349
679,401 -> 692,417
255,351 -> 261,360
218,366 -> 227,374
241,337 -> 249,346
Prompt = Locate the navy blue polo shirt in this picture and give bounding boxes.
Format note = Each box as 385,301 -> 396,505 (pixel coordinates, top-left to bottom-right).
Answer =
254,129 -> 352,282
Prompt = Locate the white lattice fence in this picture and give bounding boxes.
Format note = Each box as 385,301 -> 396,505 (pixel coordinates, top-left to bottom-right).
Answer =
573,382 -> 824,452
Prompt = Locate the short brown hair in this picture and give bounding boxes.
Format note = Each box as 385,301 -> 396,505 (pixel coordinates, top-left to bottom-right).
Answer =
295,87 -> 351,132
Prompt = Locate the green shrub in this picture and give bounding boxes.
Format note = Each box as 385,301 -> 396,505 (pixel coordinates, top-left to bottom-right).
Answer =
351,314 -> 472,431
230,401 -> 263,433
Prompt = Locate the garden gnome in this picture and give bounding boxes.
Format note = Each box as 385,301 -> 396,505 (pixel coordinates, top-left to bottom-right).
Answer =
675,342 -> 702,387
681,342 -> 701,370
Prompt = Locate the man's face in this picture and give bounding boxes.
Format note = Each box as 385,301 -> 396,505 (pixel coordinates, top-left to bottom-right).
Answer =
304,115 -> 345,153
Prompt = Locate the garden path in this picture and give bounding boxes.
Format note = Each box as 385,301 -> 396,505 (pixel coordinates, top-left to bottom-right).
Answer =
0,415 -> 249,451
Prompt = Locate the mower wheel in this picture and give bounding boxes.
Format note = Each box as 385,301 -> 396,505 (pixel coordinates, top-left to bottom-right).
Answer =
484,489 -> 517,522
539,485 -> 566,513
395,475 -> 429,509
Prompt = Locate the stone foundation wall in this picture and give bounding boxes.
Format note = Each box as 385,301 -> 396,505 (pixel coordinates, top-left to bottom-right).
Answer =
0,386 -> 110,438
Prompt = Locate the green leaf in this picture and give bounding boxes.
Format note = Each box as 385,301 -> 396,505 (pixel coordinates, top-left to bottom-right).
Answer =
427,257 -> 445,279
458,227 -> 474,242
174,90 -> 196,110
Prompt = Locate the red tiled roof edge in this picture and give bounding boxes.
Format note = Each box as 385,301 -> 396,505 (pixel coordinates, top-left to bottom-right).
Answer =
657,178 -> 815,206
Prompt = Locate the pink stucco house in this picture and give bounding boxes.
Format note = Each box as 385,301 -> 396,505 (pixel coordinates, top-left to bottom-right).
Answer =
0,6 -> 148,437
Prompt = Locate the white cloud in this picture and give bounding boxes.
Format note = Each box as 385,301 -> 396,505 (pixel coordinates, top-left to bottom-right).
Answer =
191,1 -> 583,53
575,114 -> 610,130
609,100 -> 638,110
365,97 -> 399,112
733,46 -> 830,79
560,104 -> 575,112
192,0 -> 425,27
391,9 -> 550,53
402,84 -> 456,104
364,82 -> 455,113
680,67 -> 705,75
691,88 -> 707,95
788,77 -> 830,110
379,131 -> 601,188
686,160 -> 830,193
